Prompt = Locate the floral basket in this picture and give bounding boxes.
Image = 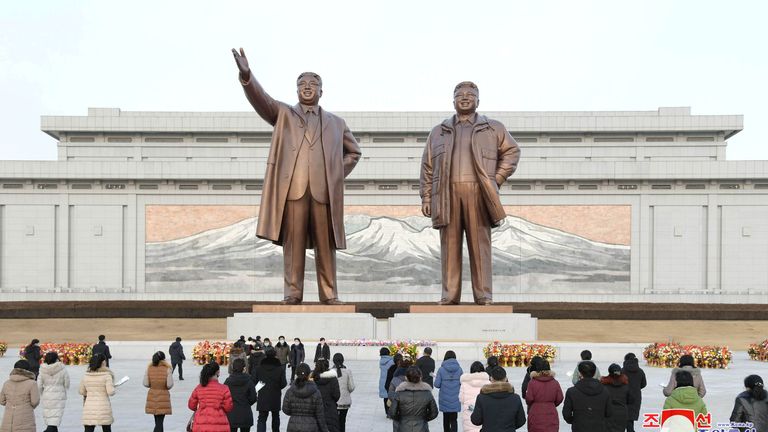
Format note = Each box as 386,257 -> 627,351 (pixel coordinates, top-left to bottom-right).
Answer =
0,342 -> 7,357
748,339 -> 768,362
192,341 -> 233,365
18,343 -> 92,365
643,343 -> 732,369
483,342 -> 557,367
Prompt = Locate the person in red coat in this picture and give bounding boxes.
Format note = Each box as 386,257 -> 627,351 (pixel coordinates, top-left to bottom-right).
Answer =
525,360 -> 564,432
188,362 -> 234,432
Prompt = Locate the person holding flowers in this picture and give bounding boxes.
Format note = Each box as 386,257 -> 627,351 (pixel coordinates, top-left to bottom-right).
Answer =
39,352 -> 70,432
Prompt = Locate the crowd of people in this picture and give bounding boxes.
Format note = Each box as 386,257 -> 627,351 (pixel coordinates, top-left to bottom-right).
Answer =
1,337 -> 767,431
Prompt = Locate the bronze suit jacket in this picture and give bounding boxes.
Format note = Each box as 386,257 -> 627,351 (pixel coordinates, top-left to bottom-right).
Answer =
420,114 -> 520,229
241,77 -> 362,249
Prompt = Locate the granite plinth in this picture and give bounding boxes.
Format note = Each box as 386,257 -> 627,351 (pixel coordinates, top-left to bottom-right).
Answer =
251,304 -> 356,313
409,305 -> 513,313
227,311 -> 376,340
389,312 -> 537,342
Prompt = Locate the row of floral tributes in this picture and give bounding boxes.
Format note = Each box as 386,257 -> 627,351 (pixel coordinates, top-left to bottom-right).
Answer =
642,343 -> 732,369
748,339 -> 768,362
482,342 -> 557,367
16,343 -> 93,365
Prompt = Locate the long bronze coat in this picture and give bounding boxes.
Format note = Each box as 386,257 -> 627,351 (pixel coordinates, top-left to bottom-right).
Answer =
420,114 -> 520,228
241,78 -> 361,249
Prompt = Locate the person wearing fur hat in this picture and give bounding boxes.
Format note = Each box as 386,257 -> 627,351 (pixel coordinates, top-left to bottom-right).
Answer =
389,366 -> 438,431
38,352 -> 70,432
601,363 -> 633,432
143,351 -> 173,432
458,361 -> 489,432
621,352 -> 647,432
0,359 -> 40,432
312,359 -> 340,432
471,366 -> 526,431
525,359 -> 563,432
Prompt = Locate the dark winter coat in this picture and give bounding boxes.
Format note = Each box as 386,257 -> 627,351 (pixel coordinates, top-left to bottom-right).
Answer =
471,381 -> 526,431
663,366 -> 706,398
314,371 -> 340,432
314,344 -> 331,363
385,364 -> 398,399
601,375 -> 634,432
388,367 -> 408,405
730,389 -> 768,432
253,356 -> 287,412
415,356 -> 435,388
228,347 -> 247,375
224,372 -> 257,428
563,377 -> 612,432
23,345 -> 41,375
248,351 -> 266,377
290,344 -> 306,368
188,378 -> 234,432
520,367 -> 532,399
621,357 -> 647,421
389,381 -> 438,432
525,371 -> 563,432
91,342 -> 112,367
378,355 -> 394,399
282,382 -> 329,432
169,341 -> 186,364
275,342 -> 291,366
434,358 -> 463,412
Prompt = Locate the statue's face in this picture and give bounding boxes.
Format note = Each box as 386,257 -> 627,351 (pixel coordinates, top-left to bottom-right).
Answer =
297,75 -> 322,105
453,87 -> 479,115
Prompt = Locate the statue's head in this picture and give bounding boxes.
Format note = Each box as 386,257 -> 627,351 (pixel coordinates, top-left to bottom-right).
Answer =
453,81 -> 479,115
296,72 -> 323,106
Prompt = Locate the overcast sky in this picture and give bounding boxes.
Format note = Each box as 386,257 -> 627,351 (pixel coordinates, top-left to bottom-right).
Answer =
1,1 -> 766,160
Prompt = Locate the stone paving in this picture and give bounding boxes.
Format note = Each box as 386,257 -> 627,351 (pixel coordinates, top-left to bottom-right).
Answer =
2,352 -> 767,431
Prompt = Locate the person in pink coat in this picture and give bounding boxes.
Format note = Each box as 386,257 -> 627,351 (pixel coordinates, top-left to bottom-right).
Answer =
525,360 -> 564,432
459,361 -> 490,432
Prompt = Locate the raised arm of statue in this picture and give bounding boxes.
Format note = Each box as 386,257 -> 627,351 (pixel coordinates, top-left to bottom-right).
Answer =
232,47 -> 280,126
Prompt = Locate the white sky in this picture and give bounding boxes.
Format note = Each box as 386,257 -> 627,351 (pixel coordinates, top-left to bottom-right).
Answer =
1,0 -> 766,160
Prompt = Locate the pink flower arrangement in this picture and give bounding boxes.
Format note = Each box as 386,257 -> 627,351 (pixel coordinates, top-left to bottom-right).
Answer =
748,339 -> 768,362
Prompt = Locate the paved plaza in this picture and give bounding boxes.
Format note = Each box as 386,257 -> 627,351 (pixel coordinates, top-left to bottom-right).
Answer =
1,350 -> 766,431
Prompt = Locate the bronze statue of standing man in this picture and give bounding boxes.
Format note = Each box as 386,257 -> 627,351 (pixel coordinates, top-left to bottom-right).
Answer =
420,81 -> 520,305
232,48 -> 362,305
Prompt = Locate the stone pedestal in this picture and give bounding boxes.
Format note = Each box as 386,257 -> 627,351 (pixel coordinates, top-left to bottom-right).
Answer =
389,306 -> 537,342
228,305 -> 376,340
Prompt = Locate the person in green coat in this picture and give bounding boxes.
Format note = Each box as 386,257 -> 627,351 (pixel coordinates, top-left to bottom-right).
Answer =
663,371 -> 707,416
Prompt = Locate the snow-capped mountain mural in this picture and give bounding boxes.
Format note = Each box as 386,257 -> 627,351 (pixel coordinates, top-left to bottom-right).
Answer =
145,211 -> 630,294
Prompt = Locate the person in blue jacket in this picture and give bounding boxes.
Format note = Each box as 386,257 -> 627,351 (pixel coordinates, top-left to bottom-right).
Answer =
378,347 -> 394,415
434,350 -> 463,432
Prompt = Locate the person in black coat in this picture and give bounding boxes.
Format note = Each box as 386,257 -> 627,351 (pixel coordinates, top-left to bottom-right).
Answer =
312,359 -> 340,432
22,339 -> 42,379
385,353 -> 404,400
252,348 -> 288,432
169,337 -> 186,380
92,334 -> 112,367
563,361 -> 612,432
314,338 -> 331,364
601,363 -> 634,432
389,366 -> 439,431
289,338 -> 306,383
282,363 -> 328,432
621,352 -> 647,432
224,357 -> 258,431
415,347 -> 436,388
248,345 -> 266,379
471,366 -> 527,431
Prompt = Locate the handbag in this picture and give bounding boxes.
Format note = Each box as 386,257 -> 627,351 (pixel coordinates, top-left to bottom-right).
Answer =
186,413 -> 194,432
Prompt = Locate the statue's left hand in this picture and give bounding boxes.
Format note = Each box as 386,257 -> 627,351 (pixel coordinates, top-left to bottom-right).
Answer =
231,47 -> 251,80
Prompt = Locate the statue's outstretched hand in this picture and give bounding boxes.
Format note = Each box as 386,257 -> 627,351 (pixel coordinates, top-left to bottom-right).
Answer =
232,47 -> 251,80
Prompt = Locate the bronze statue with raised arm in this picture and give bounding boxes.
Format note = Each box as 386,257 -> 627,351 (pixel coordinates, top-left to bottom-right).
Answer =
232,48 -> 361,305
420,81 -> 520,305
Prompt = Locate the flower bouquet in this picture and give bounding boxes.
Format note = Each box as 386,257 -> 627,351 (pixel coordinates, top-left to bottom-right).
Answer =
18,343 -> 92,365
643,343 -> 732,369
483,342 -> 556,367
192,341 -> 233,365
0,342 -> 7,357
748,339 -> 768,362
